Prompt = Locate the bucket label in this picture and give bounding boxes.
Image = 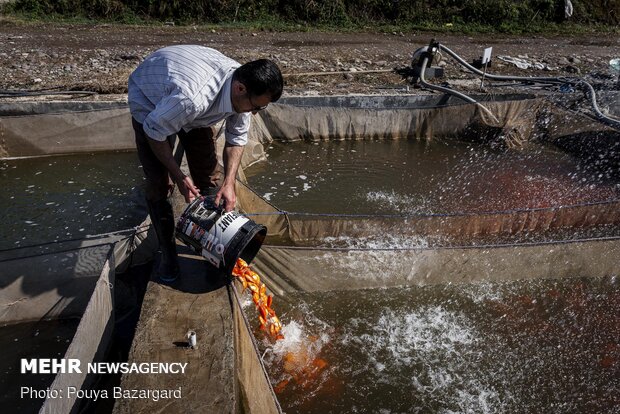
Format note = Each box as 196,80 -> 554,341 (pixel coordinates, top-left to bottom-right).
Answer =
200,229 -> 225,267
197,211 -> 249,268
217,211 -> 250,247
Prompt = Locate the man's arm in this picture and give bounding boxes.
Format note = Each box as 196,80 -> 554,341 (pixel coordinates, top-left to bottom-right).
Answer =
141,91 -> 201,203
147,138 -> 200,203
214,142 -> 244,212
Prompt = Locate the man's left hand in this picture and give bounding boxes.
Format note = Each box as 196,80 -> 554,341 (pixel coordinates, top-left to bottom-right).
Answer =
214,183 -> 236,212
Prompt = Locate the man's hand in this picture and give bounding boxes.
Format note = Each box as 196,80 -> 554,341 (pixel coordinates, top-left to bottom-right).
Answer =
175,175 -> 201,203
214,182 -> 236,212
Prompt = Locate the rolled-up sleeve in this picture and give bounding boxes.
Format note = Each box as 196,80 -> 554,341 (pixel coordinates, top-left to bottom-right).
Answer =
143,92 -> 197,141
224,113 -> 251,146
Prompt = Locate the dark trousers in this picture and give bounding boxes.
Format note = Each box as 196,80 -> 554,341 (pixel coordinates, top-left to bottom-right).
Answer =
132,117 -> 220,202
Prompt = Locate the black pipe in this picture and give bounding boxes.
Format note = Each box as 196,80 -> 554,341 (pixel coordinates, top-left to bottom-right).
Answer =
435,43 -> 620,130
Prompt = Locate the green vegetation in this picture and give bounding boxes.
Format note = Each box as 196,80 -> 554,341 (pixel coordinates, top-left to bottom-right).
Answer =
3,0 -> 619,34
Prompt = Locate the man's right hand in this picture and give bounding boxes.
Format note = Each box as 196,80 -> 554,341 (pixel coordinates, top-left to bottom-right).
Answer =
175,175 -> 201,203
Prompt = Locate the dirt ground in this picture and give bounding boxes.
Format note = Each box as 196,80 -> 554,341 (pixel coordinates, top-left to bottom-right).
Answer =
0,18 -> 618,98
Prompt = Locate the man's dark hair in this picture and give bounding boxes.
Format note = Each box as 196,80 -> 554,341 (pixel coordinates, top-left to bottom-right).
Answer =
233,59 -> 283,102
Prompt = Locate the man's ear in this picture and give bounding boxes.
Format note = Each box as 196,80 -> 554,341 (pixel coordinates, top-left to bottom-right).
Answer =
235,81 -> 247,95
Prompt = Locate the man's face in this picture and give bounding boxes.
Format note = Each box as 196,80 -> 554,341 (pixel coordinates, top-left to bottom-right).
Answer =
235,92 -> 271,114
231,80 -> 272,114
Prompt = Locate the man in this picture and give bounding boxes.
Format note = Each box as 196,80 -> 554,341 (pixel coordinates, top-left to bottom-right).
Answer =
128,45 -> 283,282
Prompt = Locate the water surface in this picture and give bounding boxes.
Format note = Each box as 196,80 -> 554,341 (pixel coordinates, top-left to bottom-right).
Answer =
245,139 -> 620,215
250,276 -> 620,413
0,152 -> 145,250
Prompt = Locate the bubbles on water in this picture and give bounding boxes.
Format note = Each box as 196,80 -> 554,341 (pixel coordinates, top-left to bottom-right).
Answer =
459,281 -> 508,304
366,190 -> 431,214
320,234 -> 429,249
270,320 -> 327,357
260,300 -> 333,399
273,276 -> 620,413
344,306 -> 476,367
337,305 -> 510,413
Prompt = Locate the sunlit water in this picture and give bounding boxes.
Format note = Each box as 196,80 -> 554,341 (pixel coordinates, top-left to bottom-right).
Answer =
0,152 -> 146,250
245,139 -> 620,215
244,276 -> 620,414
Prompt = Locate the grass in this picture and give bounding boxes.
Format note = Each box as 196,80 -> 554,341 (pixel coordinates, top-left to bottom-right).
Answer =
1,8 -> 618,37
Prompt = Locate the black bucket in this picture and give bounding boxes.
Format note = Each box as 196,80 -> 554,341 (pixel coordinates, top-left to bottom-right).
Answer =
175,196 -> 267,275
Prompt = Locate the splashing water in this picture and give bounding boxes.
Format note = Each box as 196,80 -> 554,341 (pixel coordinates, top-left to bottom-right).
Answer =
264,277 -> 620,413
260,311 -> 333,403
245,140 -> 620,215
268,321 -> 330,394
320,234 -> 430,249
366,190 -> 431,215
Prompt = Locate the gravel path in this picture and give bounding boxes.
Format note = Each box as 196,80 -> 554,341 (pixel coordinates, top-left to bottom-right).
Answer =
0,19 -> 618,98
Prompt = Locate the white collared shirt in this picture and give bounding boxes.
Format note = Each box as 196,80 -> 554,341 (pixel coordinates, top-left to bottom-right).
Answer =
128,45 -> 250,145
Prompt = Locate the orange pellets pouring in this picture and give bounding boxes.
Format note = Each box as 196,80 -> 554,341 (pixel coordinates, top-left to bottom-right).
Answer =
232,258 -> 284,340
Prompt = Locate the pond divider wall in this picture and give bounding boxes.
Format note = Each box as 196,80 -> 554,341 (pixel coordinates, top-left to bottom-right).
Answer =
0,239 -> 115,413
250,238 -> 620,293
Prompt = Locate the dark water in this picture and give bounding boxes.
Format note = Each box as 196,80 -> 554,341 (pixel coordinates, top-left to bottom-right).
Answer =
0,319 -> 81,413
249,276 -> 620,414
245,140 -> 620,215
0,152 -> 146,250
